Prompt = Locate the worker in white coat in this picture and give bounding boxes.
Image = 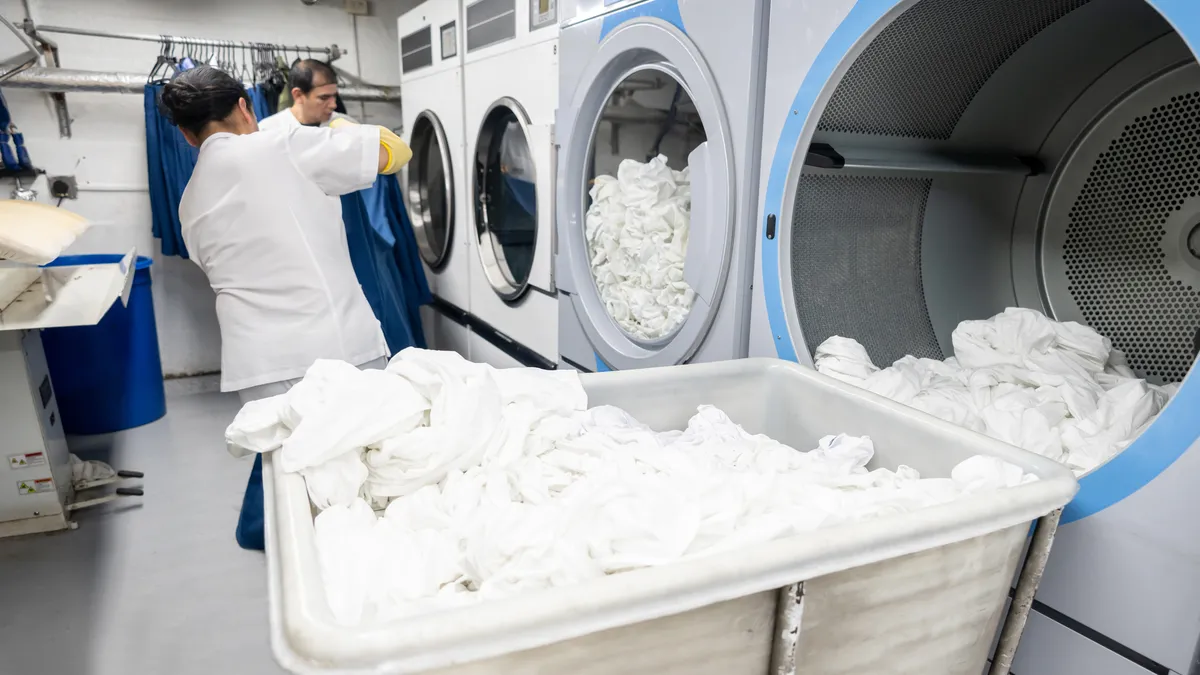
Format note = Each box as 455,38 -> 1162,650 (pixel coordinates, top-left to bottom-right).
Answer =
159,65 -> 411,550
259,58 -> 350,131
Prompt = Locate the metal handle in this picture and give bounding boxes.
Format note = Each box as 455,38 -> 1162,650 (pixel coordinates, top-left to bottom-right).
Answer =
988,509 -> 1062,675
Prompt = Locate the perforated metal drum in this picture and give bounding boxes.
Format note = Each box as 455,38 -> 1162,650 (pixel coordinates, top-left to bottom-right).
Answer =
783,0 -> 1200,385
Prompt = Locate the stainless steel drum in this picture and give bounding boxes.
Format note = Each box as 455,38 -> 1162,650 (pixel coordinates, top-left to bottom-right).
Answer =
782,0 -> 1200,385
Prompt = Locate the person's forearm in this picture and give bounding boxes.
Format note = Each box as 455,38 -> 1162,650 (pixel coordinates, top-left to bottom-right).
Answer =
328,117 -> 410,175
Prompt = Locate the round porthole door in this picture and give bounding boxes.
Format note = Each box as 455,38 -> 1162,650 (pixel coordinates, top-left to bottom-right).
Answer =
407,111 -> 455,270
557,18 -> 735,370
473,98 -> 538,302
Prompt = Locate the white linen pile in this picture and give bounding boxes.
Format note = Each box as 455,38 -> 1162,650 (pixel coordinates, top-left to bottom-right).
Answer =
815,307 -> 1179,475
227,348 -> 1034,626
585,154 -> 694,340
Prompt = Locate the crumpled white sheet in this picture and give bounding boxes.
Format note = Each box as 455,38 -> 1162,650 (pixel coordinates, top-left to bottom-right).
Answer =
69,454 -> 116,484
225,349 -> 589,511
226,348 -> 1036,626
815,308 -> 1179,475
586,155 -> 695,340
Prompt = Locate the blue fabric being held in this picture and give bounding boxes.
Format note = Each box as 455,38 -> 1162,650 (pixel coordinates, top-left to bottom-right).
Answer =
341,174 -> 431,353
144,83 -> 199,258
236,455 -> 265,551
249,84 -> 273,123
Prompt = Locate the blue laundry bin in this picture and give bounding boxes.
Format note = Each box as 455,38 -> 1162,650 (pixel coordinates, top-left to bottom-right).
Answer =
41,255 -> 167,434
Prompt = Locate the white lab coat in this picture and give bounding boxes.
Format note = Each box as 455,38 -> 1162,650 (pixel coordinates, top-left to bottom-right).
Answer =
259,108 -> 353,131
179,125 -> 386,392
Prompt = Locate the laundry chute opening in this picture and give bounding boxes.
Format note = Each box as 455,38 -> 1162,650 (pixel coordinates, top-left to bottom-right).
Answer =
474,100 -> 538,302
779,0 -> 1199,490
584,67 -> 707,345
409,111 -> 454,270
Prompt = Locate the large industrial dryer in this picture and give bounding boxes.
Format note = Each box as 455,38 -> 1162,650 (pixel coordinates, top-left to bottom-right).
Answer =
752,0 -> 1200,672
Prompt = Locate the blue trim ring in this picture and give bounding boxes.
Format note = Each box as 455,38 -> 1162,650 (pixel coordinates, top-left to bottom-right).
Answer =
598,0 -> 685,40
761,0 -> 1200,523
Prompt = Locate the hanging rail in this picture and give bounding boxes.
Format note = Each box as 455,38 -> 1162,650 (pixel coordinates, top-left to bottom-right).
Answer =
2,66 -> 399,102
33,24 -> 346,62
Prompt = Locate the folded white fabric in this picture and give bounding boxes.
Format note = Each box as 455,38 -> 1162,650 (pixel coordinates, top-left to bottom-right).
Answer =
816,307 -> 1177,474
586,155 -> 695,340
227,348 -> 1035,627
0,200 -> 90,265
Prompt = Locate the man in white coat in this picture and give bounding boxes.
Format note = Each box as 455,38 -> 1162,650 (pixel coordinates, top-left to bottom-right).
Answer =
158,65 -> 411,550
259,58 -> 352,131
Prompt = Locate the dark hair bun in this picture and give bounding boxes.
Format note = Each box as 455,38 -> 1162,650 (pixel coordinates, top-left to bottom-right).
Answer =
158,66 -> 249,135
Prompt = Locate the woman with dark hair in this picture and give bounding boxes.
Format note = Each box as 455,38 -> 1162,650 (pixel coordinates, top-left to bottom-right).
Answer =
159,66 -> 412,550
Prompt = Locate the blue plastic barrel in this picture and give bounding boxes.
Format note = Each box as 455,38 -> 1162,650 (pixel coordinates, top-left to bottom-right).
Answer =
40,255 -> 167,434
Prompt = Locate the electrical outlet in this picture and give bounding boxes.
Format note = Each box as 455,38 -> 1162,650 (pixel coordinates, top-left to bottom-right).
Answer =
48,175 -> 77,200
344,0 -> 370,15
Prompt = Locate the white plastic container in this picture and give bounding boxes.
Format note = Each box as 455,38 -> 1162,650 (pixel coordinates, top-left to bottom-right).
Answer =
264,358 -> 1078,674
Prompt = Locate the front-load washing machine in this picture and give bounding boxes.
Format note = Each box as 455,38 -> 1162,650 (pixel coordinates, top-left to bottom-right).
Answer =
752,1 -> 1200,673
461,0 -> 560,369
555,0 -> 768,373
399,0 -> 472,358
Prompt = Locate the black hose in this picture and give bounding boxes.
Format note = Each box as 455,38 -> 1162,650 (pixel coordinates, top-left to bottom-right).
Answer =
647,83 -> 683,162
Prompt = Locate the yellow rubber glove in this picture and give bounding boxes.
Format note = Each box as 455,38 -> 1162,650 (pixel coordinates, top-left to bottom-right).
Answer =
378,126 -> 412,175
328,118 -> 411,175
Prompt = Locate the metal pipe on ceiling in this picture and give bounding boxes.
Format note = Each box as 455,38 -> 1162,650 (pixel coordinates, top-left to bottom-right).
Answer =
34,24 -> 343,61
2,67 -> 400,102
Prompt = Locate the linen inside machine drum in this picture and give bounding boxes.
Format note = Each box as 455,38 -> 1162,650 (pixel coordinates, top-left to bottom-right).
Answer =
790,0 -> 1200,386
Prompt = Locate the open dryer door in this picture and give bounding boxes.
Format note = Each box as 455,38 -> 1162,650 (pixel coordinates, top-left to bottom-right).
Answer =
407,111 -> 456,270
758,0 -> 1200,671
473,98 -> 555,303
557,10 -> 736,371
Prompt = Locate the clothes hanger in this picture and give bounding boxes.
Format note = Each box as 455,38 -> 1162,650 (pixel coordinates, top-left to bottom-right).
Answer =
148,36 -> 171,83
242,43 -> 253,84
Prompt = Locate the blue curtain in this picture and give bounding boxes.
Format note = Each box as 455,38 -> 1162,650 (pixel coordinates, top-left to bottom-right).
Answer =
144,83 -> 198,258
340,175 -> 431,352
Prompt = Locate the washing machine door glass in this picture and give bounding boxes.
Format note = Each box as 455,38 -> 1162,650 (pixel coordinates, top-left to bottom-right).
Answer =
558,21 -> 735,370
408,111 -> 454,269
474,100 -> 536,301
763,0 -> 1199,512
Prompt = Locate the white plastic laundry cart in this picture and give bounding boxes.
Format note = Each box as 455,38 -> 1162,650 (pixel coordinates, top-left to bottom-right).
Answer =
262,359 -> 1077,675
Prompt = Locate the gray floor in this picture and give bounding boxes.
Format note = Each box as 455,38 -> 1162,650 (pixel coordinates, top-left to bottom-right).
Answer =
0,389 -> 286,674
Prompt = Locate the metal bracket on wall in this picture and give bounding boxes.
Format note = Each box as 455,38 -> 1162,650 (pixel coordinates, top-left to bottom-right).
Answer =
21,19 -> 71,139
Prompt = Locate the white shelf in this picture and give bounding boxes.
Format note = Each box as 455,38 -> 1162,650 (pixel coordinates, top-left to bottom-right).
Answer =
0,249 -> 137,331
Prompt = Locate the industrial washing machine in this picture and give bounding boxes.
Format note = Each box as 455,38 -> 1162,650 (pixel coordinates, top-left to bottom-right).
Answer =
399,0 -> 472,358
462,0 -> 560,369
554,0 -> 768,372
751,0 -> 1200,672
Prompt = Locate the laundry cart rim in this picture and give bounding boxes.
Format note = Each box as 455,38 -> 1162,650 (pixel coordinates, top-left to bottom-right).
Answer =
557,16 -> 736,370
409,109 -> 457,270
472,95 -> 538,303
757,0 -> 1200,523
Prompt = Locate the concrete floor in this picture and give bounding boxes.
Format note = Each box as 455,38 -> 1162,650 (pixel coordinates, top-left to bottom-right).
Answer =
0,388 -> 286,674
